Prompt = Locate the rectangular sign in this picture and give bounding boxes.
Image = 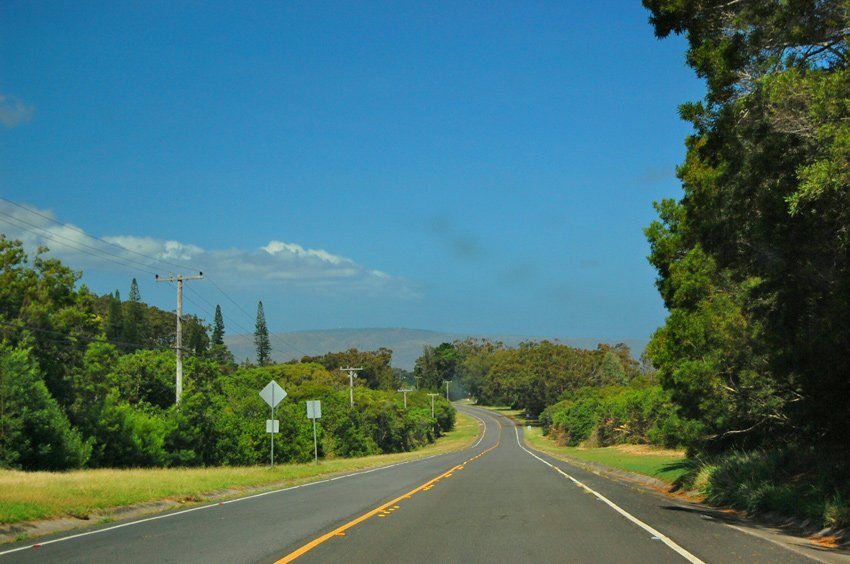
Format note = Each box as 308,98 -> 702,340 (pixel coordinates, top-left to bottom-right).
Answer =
266,419 -> 279,433
306,400 -> 322,419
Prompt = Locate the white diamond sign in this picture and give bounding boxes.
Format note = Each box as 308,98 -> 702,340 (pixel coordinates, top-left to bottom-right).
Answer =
259,380 -> 286,408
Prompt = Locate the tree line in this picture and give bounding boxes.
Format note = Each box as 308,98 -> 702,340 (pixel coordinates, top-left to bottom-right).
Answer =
0,238 -> 454,470
638,0 -> 850,527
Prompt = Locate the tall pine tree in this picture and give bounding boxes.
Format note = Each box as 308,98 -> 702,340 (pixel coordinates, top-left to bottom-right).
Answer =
122,278 -> 145,349
212,305 -> 225,346
210,304 -> 234,364
105,290 -> 123,341
254,301 -> 271,366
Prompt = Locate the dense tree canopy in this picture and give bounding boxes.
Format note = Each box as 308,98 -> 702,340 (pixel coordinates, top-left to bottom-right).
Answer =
0,240 -> 453,470
643,0 -> 850,453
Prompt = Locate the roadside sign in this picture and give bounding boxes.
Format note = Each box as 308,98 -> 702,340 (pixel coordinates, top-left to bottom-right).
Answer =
306,400 -> 322,419
260,380 -> 287,468
260,380 -> 286,408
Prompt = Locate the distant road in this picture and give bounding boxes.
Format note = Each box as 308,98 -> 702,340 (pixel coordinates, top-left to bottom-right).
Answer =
1,407 -> 836,563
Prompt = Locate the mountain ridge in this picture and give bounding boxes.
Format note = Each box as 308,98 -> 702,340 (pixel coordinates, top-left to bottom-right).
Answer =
223,328 -> 648,370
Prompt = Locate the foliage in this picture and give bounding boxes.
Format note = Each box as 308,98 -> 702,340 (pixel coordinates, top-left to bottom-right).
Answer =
0,241 -> 454,470
643,0 -> 850,454
477,341 -> 640,417
300,347 -> 397,390
122,278 -> 146,349
0,237 -> 101,408
0,345 -> 90,470
414,342 -> 461,392
254,301 -> 271,366
209,304 -> 234,365
675,446 -> 850,529
540,383 -> 681,448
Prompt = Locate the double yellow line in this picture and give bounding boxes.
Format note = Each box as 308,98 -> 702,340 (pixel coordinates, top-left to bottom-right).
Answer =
276,441 -> 499,563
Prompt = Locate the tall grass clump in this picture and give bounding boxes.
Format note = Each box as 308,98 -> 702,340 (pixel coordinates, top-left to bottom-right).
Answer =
675,446 -> 850,529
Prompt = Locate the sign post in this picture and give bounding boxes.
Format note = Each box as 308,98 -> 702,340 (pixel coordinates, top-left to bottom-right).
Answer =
306,400 -> 322,464
260,380 -> 287,468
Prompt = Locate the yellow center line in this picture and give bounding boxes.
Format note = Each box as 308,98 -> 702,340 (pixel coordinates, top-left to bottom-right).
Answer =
276,440 -> 500,563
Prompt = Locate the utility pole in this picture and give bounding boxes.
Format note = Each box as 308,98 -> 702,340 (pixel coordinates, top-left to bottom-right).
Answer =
156,272 -> 203,404
398,388 -> 413,409
428,393 -> 439,418
414,375 -> 421,389
443,380 -> 452,402
340,367 -> 363,408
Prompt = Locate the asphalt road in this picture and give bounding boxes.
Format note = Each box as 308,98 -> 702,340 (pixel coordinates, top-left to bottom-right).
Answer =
0,406 -> 840,563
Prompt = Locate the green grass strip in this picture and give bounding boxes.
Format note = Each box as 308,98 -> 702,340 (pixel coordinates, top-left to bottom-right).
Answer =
0,412 -> 480,526
523,426 -> 687,483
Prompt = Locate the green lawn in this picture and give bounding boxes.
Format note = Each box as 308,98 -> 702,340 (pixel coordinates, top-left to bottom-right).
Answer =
0,412 -> 480,527
523,427 -> 687,483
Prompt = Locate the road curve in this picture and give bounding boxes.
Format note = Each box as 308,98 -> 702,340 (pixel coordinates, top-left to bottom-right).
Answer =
0,406 -> 828,563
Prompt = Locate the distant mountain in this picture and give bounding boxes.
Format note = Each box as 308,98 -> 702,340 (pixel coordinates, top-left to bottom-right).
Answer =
224,328 -> 648,370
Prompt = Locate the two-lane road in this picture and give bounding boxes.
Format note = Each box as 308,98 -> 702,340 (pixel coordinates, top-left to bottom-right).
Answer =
1,407 -> 834,562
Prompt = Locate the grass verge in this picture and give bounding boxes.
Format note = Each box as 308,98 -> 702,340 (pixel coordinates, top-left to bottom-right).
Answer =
522,426 -> 688,483
0,411 -> 480,527
476,404 -> 686,484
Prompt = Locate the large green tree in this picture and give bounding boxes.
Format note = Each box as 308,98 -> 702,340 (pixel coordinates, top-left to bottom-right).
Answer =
414,343 -> 461,392
0,237 -> 100,407
0,344 -> 90,470
643,0 -> 850,451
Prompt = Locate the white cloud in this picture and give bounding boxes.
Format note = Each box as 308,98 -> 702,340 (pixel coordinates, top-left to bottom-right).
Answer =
0,201 -> 419,299
0,94 -> 34,128
261,240 -> 349,265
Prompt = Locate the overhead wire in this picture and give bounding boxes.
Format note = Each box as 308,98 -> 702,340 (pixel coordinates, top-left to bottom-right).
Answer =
0,211 -> 161,275
1,198 -> 250,330
1,197 -> 314,357
0,319 -> 169,351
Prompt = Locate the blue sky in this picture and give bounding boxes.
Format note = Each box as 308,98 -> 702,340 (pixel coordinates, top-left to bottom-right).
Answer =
0,1 -> 702,342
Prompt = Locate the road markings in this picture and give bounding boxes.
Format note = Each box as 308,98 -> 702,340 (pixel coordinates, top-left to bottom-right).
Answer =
275,414 -> 498,563
512,425 -> 706,564
0,455 -> 447,559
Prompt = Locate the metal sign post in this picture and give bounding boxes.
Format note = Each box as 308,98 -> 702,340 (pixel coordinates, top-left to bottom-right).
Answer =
306,400 -> 322,464
260,380 -> 287,468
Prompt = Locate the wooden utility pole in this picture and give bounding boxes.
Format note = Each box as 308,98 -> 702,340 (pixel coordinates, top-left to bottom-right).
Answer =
398,388 -> 413,408
428,393 -> 440,418
340,367 -> 363,408
156,272 -> 203,404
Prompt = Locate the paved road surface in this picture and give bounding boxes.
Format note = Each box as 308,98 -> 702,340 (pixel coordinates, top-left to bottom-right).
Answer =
1,406 -> 841,563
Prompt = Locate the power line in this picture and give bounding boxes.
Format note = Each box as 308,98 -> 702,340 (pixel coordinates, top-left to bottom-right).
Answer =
1,198 -> 301,353
0,211 -> 161,275
1,199 -> 249,326
0,197 -> 197,273
0,319 -> 166,351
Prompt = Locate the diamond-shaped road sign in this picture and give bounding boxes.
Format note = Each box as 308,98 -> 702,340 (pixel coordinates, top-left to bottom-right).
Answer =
259,380 -> 287,408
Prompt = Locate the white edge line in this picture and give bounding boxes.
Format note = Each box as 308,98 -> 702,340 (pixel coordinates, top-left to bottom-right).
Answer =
0,461 -> 414,557
1,408 -> 491,558
513,425 -> 706,564
464,411 -> 488,449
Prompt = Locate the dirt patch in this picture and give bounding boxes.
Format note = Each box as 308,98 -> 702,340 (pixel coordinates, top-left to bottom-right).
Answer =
605,444 -> 685,457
